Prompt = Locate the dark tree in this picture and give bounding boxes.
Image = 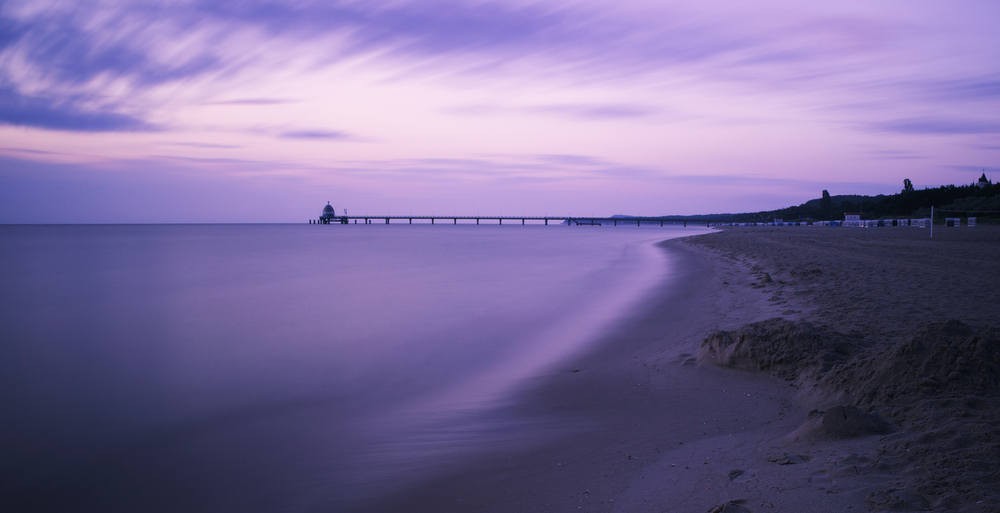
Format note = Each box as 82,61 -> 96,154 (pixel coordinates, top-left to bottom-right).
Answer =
820,190 -> 832,220
903,178 -> 914,193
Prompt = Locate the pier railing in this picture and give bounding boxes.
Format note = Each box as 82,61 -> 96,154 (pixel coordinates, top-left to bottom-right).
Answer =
311,216 -> 694,226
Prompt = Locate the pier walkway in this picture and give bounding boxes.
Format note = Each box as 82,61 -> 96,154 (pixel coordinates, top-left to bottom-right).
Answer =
311,216 -> 694,227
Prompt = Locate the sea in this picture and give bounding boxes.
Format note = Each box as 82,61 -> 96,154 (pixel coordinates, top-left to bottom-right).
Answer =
0,223 -> 708,511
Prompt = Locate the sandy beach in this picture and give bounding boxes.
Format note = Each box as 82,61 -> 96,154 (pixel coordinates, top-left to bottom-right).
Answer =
362,225 -> 1000,513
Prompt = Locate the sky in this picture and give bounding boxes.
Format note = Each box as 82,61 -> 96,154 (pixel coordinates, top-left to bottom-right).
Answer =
1,0 -> 998,223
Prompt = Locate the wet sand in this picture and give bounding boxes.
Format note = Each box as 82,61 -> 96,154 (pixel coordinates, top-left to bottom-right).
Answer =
361,226 -> 1000,513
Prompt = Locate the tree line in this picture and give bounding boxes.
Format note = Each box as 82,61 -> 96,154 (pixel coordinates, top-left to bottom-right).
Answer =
811,178 -> 999,221
655,177 -> 999,223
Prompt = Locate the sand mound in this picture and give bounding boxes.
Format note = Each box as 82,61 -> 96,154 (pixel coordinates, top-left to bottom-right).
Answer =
786,405 -> 893,442
821,320 -> 1000,418
821,320 -> 1000,510
703,318 -> 1000,511
698,318 -> 859,380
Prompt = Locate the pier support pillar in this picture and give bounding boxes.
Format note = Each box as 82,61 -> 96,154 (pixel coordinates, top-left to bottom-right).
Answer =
386,218 -> 389,224
522,219 -> 525,225
454,219 -> 457,225
499,219 -> 502,225
409,219 -> 412,224
477,219 -> 479,225
545,219 -> 548,225
432,219 -> 434,224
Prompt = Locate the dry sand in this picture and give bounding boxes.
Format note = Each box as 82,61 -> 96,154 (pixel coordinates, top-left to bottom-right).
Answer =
688,225 -> 1000,513
360,226 -> 999,513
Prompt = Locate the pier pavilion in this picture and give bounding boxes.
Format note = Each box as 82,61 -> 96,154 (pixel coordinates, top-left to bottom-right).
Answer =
315,202 -> 348,224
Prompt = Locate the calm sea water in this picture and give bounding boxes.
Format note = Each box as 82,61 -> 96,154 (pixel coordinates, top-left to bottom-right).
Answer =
0,223 -> 706,511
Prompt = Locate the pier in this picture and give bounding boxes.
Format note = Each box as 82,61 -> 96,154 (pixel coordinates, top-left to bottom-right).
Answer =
310,215 -> 690,227
310,202 -> 702,227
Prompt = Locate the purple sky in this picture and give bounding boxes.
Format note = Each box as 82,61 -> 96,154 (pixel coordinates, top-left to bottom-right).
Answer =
1,0 -> 998,223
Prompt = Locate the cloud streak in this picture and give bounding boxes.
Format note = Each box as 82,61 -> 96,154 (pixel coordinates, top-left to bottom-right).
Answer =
870,117 -> 1000,135
449,103 -> 657,120
279,130 -> 352,140
3,0 -> 967,131
202,98 -> 298,105
166,142 -> 242,149
0,87 -> 154,131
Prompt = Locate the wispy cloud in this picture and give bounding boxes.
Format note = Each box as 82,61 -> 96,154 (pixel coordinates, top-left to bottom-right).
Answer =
0,0 -> 938,132
165,142 -> 243,149
201,98 -> 299,105
529,104 -> 655,119
449,102 -> 657,120
320,154 -> 661,185
530,154 -> 610,167
868,149 -> 925,160
2,0 -> 996,148
869,117 -> 1000,135
279,130 -> 352,140
943,165 -> 1000,174
921,76 -> 1000,102
0,146 -> 64,156
0,87 -> 154,131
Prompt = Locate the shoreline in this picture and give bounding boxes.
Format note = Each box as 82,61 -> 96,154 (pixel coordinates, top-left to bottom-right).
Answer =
361,232 -> 866,512
363,226 -> 999,512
